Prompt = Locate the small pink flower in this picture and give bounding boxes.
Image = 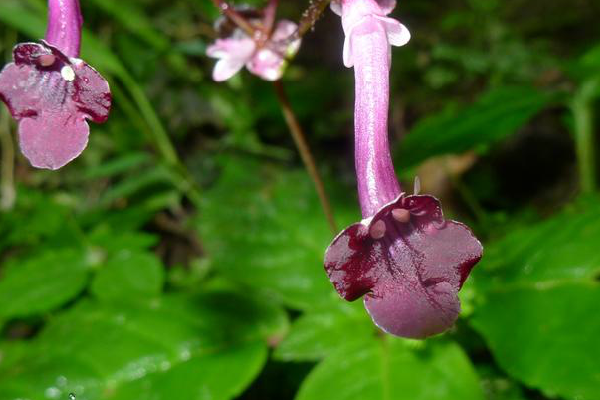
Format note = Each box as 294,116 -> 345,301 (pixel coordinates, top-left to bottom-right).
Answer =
207,20 -> 301,82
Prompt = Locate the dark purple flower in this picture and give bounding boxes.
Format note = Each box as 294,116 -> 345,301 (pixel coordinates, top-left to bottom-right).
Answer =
325,0 -> 482,338
0,0 -> 111,170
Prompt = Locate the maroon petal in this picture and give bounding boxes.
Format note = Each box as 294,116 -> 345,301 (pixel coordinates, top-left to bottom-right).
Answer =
19,111 -> 89,170
71,58 -> 111,123
0,41 -> 111,169
325,223 -> 379,301
324,194 -> 482,338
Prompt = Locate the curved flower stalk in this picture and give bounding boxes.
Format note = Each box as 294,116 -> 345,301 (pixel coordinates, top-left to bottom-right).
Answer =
325,0 -> 482,339
0,0 -> 111,170
207,17 -> 301,82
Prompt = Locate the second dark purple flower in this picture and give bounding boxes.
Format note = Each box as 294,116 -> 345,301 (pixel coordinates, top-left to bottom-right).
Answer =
325,0 -> 482,338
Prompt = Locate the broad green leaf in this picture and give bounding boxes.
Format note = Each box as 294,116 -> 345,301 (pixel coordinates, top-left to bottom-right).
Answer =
90,250 -> 165,301
275,300 -> 374,362
472,199 -> 600,290
198,157 -> 353,310
296,339 -> 485,400
0,249 -> 90,318
471,282 -> 600,400
108,342 -> 267,400
470,199 -> 600,400
396,86 -> 552,168
0,289 -> 288,400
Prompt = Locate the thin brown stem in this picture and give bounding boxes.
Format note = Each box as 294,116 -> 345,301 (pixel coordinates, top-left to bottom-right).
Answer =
294,0 -> 332,41
263,0 -> 279,35
211,0 -> 258,37
1,30 -> 16,211
0,107 -> 15,211
274,80 -> 338,234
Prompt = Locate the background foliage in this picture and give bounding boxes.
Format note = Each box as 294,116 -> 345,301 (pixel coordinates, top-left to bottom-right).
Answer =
1,0 -> 599,399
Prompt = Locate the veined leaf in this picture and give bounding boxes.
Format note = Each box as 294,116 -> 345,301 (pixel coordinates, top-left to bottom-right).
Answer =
396,86 -> 553,168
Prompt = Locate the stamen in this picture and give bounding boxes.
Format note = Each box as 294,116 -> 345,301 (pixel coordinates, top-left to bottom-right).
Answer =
392,208 -> 410,223
413,176 -> 421,195
38,54 -> 56,67
370,220 -> 386,239
60,65 -> 75,82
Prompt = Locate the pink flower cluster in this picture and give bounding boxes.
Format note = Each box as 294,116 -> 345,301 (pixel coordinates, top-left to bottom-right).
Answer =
207,20 -> 301,82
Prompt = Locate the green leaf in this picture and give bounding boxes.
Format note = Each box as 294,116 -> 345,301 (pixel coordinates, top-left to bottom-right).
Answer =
90,250 -> 165,301
88,227 -> 158,254
198,156 -> 353,310
296,339 -> 485,400
108,342 -> 267,400
471,282 -> 600,400
0,249 -> 90,319
470,199 -> 600,400
472,199 -> 600,290
275,301 -> 374,362
0,289 -> 288,400
396,86 -> 552,168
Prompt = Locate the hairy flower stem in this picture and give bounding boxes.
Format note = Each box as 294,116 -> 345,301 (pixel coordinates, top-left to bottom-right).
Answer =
274,80 -> 338,234
572,80 -> 598,194
211,0 -> 257,37
46,0 -> 82,57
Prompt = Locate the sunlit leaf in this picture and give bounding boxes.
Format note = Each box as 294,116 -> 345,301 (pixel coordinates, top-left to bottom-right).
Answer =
0,289 -> 288,400
471,283 -> 600,400
470,199 -> 600,400
296,338 -> 485,400
0,249 -> 90,319
472,198 -> 600,290
90,250 -> 165,301
275,301 -> 374,362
